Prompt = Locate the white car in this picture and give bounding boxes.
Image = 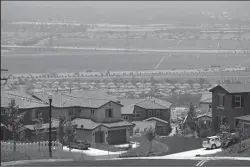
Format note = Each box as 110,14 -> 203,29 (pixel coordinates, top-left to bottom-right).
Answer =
202,136 -> 222,149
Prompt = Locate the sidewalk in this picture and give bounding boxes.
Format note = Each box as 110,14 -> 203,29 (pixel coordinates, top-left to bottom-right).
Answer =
1,159 -> 73,166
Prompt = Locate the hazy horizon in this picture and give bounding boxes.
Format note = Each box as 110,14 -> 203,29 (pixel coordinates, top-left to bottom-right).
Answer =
2,1 -> 250,24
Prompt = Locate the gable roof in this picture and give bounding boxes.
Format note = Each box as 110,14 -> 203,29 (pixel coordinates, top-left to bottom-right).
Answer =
121,105 -> 135,114
200,93 -> 212,104
209,84 -> 250,94
32,92 -> 123,109
236,115 -> 250,122
1,91 -> 48,109
120,98 -> 172,114
143,117 -> 169,124
72,118 -> 133,130
61,90 -> 118,102
195,113 -> 212,119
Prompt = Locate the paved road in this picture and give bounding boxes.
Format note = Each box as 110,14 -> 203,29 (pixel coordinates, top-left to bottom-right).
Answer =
11,159 -> 250,166
2,45 -> 249,54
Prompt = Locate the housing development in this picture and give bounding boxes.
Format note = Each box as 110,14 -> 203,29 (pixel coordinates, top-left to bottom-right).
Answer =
1,1 -> 250,166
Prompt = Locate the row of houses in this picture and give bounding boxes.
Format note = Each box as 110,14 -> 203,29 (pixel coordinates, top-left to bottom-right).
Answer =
182,84 -> 250,136
1,88 -> 172,145
1,84 -> 249,144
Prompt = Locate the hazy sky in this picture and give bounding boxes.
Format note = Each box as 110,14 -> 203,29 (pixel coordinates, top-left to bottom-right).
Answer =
2,1 -> 250,23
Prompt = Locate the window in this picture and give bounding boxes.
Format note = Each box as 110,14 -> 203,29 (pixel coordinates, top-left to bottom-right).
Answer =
234,95 -> 242,108
218,94 -> 225,107
148,110 -> 152,117
235,119 -> 240,128
68,108 -> 74,116
134,110 -> 140,118
209,104 -> 211,109
77,109 -> 81,113
1,108 -> 6,115
221,117 -> 228,125
156,110 -> 161,117
105,109 -> 113,118
91,110 -> 95,115
123,116 -> 129,121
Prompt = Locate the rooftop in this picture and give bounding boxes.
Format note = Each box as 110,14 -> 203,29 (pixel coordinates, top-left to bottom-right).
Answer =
1,91 -> 48,109
236,115 -> 250,122
209,84 -> 250,94
200,92 -> 212,104
32,92 -> 122,109
72,118 -> 133,130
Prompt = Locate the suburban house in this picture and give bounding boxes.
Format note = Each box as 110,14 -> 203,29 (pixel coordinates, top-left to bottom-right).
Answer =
209,84 -> 250,132
199,92 -> 212,113
1,89 -> 134,145
120,97 -> 172,136
32,92 -> 134,145
1,90 -> 52,141
194,113 -> 212,129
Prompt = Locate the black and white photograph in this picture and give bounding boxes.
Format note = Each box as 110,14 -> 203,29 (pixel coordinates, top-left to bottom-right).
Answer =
1,1 -> 250,166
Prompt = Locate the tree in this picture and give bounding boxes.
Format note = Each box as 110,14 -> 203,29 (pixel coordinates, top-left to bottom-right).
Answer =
236,122 -> 249,152
6,99 -> 26,152
131,76 -> 137,86
149,76 -> 157,85
144,126 -> 156,153
33,112 -> 46,151
186,101 -> 198,137
63,119 -> 77,152
57,115 -> 67,145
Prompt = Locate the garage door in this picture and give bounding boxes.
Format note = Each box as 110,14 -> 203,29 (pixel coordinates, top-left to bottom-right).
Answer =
108,129 -> 126,145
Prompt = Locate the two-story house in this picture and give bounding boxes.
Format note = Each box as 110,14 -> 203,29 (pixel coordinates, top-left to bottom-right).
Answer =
199,92 -> 212,113
209,84 -> 250,132
32,92 -> 134,145
1,90 -> 52,141
121,97 -> 172,136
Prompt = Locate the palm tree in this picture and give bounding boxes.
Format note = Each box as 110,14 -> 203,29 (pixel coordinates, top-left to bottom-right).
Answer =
144,126 -> 156,153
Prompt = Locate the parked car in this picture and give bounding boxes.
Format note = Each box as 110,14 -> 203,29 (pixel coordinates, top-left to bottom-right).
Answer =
221,137 -> 239,149
69,140 -> 91,150
202,136 -> 222,149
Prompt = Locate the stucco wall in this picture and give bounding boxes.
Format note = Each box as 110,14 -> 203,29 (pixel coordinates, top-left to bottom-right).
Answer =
95,102 -> 122,123
212,87 -> 250,131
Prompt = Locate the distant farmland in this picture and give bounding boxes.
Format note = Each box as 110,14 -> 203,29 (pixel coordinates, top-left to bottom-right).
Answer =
1,50 -> 250,74
47,37 -> 250,50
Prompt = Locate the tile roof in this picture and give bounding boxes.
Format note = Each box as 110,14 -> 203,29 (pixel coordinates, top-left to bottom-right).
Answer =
103,120 -> 133,128
32,92 -> 122,109
121,105 -> 134,114
120,98 -> 172,113
196,113 -> 212,119
210,84 -> 250,93
1,91 -> 48,109
24,119 -> 60,130
132,121 -> 156,132
200,93 -> 212,104
236,115 -> 250,122
61,90 -> 118,101
72,118 -> 101,130
71,118 -> 133,130
135,99 -> 168,110
143,117 -> 169,124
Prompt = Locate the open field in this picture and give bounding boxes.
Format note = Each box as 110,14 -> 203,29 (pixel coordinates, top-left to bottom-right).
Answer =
1,50 -> 250,74
41,37 -> 250,50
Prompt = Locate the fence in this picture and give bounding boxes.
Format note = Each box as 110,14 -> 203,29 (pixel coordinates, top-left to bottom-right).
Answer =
1,141 -> 63,152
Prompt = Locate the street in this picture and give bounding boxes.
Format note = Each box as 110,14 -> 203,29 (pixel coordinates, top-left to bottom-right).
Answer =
10,159 -> 250,166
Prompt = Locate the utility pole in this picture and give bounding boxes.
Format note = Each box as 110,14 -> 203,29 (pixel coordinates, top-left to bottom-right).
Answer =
1,69 -> 9,85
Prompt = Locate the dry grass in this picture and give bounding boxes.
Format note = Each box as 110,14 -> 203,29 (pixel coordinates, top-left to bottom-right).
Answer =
213,139 -> 250,157
1,149 -> 94,162
119,136 -> 168,157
